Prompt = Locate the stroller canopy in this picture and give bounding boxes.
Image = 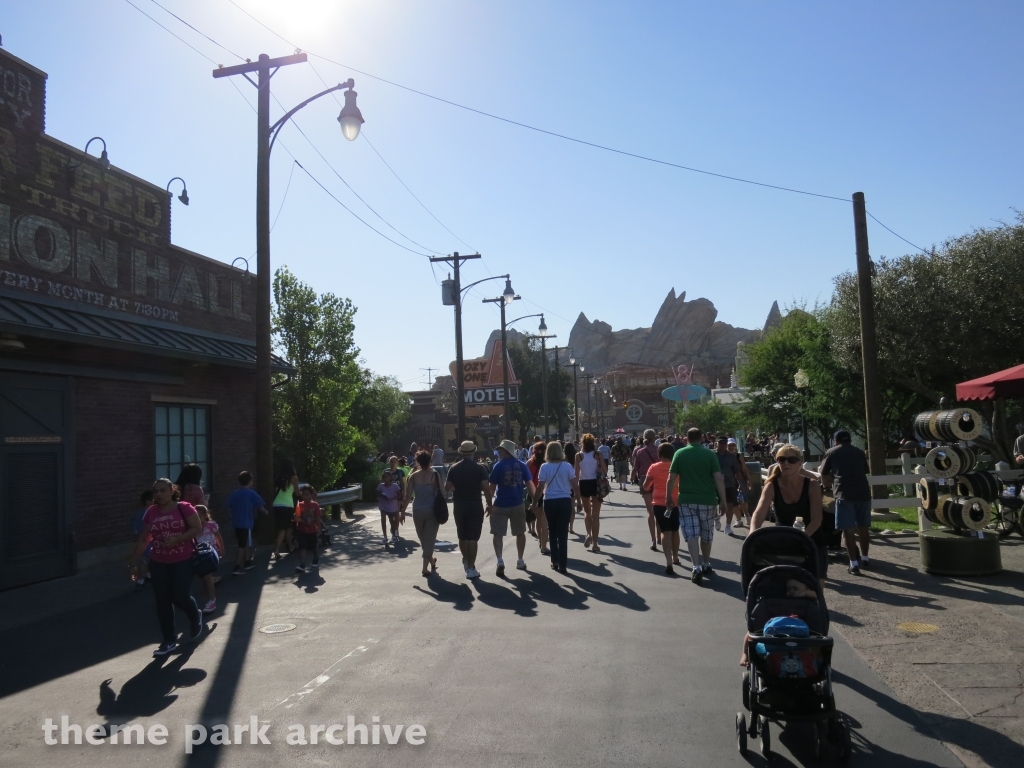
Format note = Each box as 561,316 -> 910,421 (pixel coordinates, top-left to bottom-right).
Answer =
741,527 -> 821,597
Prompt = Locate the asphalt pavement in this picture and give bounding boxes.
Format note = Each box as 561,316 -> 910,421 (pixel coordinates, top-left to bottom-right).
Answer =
0,488 -> 960,768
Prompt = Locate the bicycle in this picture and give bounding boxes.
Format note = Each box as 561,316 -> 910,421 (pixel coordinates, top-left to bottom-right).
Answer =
989,484 -> 1023,538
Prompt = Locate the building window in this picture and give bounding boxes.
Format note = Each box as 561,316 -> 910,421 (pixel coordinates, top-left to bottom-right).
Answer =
155,405 -> 210,488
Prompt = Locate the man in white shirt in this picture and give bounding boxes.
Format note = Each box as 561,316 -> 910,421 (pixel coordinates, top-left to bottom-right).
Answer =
431,443 -> 448,488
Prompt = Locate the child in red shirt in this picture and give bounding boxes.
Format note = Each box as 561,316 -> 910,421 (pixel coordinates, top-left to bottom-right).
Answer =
293,484 -> 322,573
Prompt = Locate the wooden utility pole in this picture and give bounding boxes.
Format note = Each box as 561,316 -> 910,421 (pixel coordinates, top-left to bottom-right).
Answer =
213,52 -> 307,501
853,192 -> 889,506
430,252 -> 481,441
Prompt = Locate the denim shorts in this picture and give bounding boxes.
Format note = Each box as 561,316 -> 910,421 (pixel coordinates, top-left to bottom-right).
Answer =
835,499 -> 872,530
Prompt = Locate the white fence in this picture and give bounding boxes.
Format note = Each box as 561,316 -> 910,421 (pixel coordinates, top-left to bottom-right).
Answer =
759,454 -> 1023,511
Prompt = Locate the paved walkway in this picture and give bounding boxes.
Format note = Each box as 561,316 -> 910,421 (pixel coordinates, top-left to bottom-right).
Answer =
0,489 -> 959,767
824,531 -> 1024,768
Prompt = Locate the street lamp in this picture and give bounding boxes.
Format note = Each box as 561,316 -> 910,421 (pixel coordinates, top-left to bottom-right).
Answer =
795,368 -> 809,460
565,354 -> 582,442
483,280 -> 521,439
213,52 -> 363,498
166,177 -> 189,206
521,316 -> 555,441
68,136 -> 110,177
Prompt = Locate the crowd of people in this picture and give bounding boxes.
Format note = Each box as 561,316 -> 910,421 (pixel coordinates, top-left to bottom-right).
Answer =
126,427 -> 874,658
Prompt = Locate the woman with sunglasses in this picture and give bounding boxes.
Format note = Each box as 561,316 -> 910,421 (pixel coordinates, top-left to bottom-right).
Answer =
748,444 -> 828,578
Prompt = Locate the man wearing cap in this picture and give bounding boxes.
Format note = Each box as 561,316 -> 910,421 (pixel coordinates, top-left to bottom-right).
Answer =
819,430 -> 872,575
715,436 -> 745,535
487,439 -> 537,576
446,441 -> 493,579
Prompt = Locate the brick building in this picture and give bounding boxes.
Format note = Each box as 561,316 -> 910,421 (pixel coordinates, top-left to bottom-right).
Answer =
0,47 -> 286,588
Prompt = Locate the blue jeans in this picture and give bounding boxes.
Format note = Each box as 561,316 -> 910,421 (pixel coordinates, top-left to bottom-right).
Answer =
544,497 -> 573,570
149,559 -> 200,644
835,499 -> 872,530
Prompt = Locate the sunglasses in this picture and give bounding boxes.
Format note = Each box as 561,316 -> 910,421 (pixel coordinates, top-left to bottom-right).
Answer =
777,455 -> 802,464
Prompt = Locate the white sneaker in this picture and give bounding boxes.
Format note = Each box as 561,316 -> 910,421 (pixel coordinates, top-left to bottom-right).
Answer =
466,567 -> 480,579
496,558 -> 505,577
202,599 -> 216,614
516,559 -> 527,570
715,518 -> 723,532
382,536 -> 389,545
725,524 -> 733,536
391,533 -> 399,543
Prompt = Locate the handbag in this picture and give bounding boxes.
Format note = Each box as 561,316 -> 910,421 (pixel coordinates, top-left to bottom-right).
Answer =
319,522 -> 333,547
176,503 -> 220,577
432,471 -> 449,524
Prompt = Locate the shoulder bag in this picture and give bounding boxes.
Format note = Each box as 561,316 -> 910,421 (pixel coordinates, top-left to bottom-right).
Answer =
177,503 -> 219,577
432,471 -> 449,524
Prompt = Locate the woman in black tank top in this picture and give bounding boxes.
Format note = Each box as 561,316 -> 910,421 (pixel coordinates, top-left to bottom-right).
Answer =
749,444 -> 828,576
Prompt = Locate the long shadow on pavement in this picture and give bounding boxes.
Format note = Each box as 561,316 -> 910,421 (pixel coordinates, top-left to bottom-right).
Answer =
0,587 -> 161,699
96,644 -> 206,723
831,668 -> 1024,768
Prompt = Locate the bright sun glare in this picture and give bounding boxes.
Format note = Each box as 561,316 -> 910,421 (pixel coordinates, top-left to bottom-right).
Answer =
242,0 -> 344,39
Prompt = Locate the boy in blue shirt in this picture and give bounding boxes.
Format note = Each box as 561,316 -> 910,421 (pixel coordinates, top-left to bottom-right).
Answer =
225,470 -> 267,574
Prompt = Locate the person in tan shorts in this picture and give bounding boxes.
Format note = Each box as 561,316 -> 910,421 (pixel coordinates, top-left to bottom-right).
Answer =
487,439 -> 537,577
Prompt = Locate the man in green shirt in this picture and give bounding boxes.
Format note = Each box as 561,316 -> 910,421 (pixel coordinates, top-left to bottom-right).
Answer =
667,427 -> 728,584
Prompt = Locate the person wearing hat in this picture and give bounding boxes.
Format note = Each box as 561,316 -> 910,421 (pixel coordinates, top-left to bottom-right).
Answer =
445,440 -> 492,579
819,430 -> 872,575
487,439 -> 537,576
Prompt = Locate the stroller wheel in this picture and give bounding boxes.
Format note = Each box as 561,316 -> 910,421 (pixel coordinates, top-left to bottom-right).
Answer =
760,716 -> 771,757
736,713 -> 747,755
813,721 -> 825,759
837,719 -> 852,762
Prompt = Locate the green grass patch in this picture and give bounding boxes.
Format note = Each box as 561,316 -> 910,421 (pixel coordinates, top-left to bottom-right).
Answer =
871,506 -> 919,532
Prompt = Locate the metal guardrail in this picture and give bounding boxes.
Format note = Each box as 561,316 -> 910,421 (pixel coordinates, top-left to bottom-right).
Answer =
316,484 -> 362,518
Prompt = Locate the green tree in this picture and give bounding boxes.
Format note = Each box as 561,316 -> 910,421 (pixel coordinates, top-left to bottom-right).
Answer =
349,371 -> 411,450
675,398 -> 742,436
341,371 -> 411,484
508,340 -> 572,443
272,266 -> 361,489
828,215 -> 1024,460
739,308 -> 864,452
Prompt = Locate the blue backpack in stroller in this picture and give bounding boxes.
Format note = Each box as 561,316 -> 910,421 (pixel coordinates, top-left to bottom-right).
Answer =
736,526 -> 851,760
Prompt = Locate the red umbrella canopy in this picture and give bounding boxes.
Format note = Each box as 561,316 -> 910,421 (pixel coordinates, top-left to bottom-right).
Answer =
956,362 -> 1024,401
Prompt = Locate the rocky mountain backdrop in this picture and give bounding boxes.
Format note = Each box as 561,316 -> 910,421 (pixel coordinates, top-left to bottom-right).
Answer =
562,289 -> 779,381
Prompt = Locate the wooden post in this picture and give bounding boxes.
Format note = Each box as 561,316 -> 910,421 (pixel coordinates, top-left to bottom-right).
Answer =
853,192 -> 889,511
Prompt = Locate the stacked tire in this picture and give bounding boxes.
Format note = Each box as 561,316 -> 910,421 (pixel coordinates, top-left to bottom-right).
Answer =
922,445 -> 978,479
913,409 -> 983,442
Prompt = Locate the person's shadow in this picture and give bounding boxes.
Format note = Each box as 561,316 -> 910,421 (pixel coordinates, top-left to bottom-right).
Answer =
96,645 -> 207,725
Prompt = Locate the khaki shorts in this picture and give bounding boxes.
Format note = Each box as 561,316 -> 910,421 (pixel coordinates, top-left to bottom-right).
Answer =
490,503 -> 527,537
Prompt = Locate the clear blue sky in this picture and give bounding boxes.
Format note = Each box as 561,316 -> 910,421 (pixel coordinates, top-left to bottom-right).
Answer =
5,1 -> 1023,389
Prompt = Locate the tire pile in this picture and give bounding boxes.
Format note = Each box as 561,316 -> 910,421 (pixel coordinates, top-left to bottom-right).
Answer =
915,408 -> 996,532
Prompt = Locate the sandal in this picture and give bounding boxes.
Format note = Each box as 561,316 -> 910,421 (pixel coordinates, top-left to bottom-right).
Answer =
431,557 -> 438,572
650,543 -> 658,552
591,546 -> 601,553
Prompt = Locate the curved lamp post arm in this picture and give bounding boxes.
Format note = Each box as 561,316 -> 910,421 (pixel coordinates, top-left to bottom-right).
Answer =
507,312 -> 543,328
461,273 -> 509,299
269,79 -> 355,154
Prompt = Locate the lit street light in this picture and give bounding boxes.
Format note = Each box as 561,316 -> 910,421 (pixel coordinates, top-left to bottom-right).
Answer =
214,52 -> 363,498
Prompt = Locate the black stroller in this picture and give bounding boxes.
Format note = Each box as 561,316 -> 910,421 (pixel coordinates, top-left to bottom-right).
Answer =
737,527 -> 851,760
